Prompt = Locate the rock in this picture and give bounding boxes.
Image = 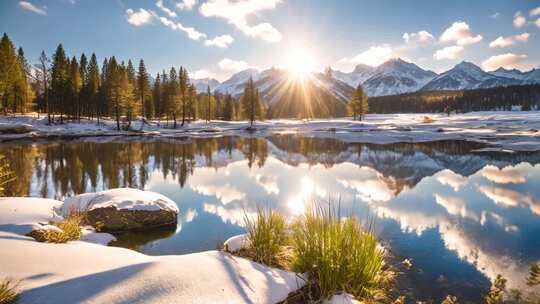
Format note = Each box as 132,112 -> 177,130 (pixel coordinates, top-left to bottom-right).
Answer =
87,207 -> 177,232
224,233 -> 250,252
60,188 -> 179,232
0,123 -> 33,134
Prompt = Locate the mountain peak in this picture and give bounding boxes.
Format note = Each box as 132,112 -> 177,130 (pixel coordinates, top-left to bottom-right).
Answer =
352,64 -> 374,74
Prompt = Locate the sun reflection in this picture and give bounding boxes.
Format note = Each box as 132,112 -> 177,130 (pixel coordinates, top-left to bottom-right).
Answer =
287,176 -> 318,215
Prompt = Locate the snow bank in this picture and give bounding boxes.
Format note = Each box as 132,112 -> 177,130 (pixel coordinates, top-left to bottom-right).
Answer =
0,232 -> 303,303
0,197 -> 63,235
0,194 -> 303,303
60,188 -> 179,215
224,233 -> 250,252
3,111 -> 540,151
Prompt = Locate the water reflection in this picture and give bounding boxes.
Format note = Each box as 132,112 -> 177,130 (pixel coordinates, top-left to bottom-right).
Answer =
2,136 -> 540,302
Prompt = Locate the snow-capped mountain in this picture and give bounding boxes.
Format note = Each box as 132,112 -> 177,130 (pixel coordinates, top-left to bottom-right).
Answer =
489,67 -> 529,80
361,58 -> 437,96
332,64 -> 375,87
422,61 -> 521,91
191,78 -> 220,93
214,68 -> 260,96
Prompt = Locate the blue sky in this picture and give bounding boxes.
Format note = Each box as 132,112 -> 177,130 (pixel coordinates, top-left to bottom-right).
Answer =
1,0 -> 540,80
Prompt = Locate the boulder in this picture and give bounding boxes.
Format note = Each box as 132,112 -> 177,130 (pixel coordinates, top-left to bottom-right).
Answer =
60,188 -> 179,232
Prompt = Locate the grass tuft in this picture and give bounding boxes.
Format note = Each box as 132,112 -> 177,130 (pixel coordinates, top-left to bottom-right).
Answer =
0,278 -> 19,304
244,208 -> 288,267
27,212 -> 85,243
289,204 -> 390,301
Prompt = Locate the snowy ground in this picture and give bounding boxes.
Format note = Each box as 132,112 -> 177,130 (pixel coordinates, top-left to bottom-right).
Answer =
1,111 -> 540,151
0,197 -> 303,304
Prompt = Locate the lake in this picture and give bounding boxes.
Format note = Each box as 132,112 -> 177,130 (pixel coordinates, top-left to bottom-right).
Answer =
2,135 -> 540,302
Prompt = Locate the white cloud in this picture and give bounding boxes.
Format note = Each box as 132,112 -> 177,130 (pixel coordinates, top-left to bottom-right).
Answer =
489,32 -> 529,48
440,21 -> 483,46
530,6 -> 540,16
491,12 -> 500,19
482,53 -> 528,71
126,8 -> 155,27
536,18 -> 540,28
204,34 -> 234,48
191,69 -> 214,79
402,30 -> 435,46
199,0 -> 282,42
513,11 -> 527,28
19,1 -> 47,15
337,45 -> 394,68
159,16 -> 206,40
156,0 -> 177,18
177,0 -> 197,10
218,58 -> 251,72
434,45 -> 464,60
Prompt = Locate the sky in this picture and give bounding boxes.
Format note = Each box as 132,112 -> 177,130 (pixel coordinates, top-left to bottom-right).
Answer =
1,0 -> 540,81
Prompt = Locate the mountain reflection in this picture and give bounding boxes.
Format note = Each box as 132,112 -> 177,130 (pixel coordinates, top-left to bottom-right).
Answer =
3,135 -> 540,301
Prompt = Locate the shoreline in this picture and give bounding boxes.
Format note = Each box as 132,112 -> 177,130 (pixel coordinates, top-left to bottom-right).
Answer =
1,111 -> 540,152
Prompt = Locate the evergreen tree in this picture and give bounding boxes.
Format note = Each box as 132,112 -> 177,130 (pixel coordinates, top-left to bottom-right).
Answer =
223,93 -> 234,121
205,85 -> 212,123
37,51 -> 51,123
86,53 -> 100,121
187,83 -> 197,122
50,44 -> 69,122
0,33 -> 18,114
106,56 -> 122,130
240,77 -> 261,127
14,47 -> 34,113
69,56 -> 82,121
179,66 -> 189,126
79,53 -> 88,117
168,67 -> 179,128
348,84 -> 368,120
137,59 -> 152,120
152,73 -> 162,122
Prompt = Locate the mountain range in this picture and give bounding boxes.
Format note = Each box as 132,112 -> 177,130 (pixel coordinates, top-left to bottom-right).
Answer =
198,59 -> 540,100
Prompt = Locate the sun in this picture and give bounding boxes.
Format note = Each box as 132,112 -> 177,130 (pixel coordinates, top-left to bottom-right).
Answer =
284,47 -> 316,79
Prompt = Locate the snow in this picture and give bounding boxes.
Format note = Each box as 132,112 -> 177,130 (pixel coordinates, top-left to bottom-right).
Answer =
2,111 -> 540,152
224,233 -> 250,252
60,188 -> 179,215
0,197 -> 63,235
324,293 -> 360,304
0,195 -> 304,303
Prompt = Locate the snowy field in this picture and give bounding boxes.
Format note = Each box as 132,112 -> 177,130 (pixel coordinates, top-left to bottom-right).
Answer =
1,111 -> 540,151
0,196 -> 303,304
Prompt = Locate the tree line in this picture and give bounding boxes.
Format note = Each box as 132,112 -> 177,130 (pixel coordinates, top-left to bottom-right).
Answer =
0,33 -> 264,129
369,84 -> 540,114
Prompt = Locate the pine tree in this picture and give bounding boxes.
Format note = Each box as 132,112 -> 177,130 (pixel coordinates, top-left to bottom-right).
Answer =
348,84 -> 368,120
106,56 -> 122,130
179,66 -> 189,126
153,73 -> 162,122
0,33 -> 18,114
38,51 -> 51,123
223,93 -> 234,121
69,56 -> 82,121
205,85 -> 212,123
187,83 -> 197,122
168,67 -> 179,128
86,53 -> 100,121
137,59 -> 152,120
50,44 -> 69,123
79,53 -> 88,117
14,47 -> 34,114
240,77 -> 260,127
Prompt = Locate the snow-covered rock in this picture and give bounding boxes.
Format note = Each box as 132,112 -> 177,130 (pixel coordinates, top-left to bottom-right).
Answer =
224,233 -> 250,252
324,293 -> 360,304
61,188 -> 179,232
0,123 -> 33,134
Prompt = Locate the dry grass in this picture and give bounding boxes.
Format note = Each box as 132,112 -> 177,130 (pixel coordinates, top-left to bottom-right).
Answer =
0,278 -> 19,304
27,212 -> 85,243
422,116 -> 436,123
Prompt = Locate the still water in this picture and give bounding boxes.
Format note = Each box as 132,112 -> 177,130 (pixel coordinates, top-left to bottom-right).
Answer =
2,135 -> 540,301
